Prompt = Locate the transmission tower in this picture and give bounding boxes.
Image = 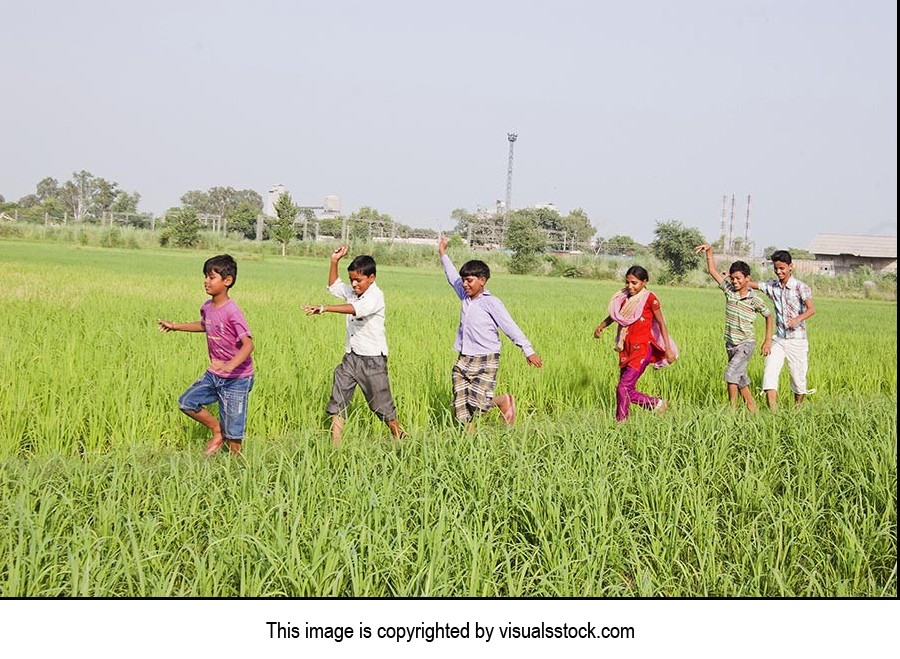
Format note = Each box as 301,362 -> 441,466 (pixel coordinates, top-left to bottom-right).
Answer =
504,132 -> 517,231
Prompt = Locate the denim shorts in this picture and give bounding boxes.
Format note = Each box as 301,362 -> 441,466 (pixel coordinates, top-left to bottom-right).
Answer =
178,371 -> 254,440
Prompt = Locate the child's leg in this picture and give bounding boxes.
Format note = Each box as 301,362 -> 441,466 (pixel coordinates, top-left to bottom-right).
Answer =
178,373 -> 223,455
330,415 -> 344,446
454,354 -> 499,427
727,383 -> 739,405
784,339 -> 810,405
385,419 -> 406,440
451,360 -> 473,424
181,408 -> 224,455
724,343 -> 754,407
623,361 -> 660,415
762,339 -> 786,412
493,393 -> 515,424
356,355 -> 402,437
326,355 -> 360,445
739,386 -> 757,412
219,376 -> 253,456
615,367 -> 639,421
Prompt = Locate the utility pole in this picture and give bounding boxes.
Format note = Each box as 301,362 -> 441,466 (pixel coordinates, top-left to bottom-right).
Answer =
744,194 -> 751,250
728,194 -> 736,254
720,195 -> 727,247
503,132 -> 517,242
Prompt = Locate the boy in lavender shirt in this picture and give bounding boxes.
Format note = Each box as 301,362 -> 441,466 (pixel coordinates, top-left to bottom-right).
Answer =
158,254 -> 254,456
438,237 -> 542,429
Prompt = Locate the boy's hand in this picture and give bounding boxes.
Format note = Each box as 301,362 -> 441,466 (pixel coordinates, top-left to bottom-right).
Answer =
158,319 -> 176,332
301,304 -> 326,316
210,359 -> 233,373
438,236 -> 449,256
330,245 -> 349,262
526,353 -> 543,368
760,340 -> 771,356
694,244 -> 712,254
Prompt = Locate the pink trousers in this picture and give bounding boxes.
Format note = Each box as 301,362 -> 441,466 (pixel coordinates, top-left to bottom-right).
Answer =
615,359 -> 660,422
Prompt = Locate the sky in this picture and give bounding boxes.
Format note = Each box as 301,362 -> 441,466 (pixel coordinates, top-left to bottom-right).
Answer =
1,0 -> 896,249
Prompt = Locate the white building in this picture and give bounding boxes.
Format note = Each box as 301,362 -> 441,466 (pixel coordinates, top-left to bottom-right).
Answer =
265,184 -> 286,217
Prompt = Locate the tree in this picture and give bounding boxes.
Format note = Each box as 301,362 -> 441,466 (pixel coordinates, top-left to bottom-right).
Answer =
35,177 -> 59,203
226,201 -> 261,239
560,208 -> 596,247
504,210 -> 545,274
270,192 -> 299,255
59,170 -> 99,221
605,234 -> 644,256
181,187 -> 263,219
450,208 -> 477,236
160,207 -> 202,247
650,220 -> 705,280
17,194 -> 40,209
348,206 -> 392,241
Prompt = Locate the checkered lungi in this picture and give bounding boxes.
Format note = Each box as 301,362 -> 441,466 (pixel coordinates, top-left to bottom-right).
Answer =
451,353 -> 500,423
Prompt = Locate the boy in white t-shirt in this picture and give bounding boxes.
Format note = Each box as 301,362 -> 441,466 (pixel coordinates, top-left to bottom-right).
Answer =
303,245 -> 405,445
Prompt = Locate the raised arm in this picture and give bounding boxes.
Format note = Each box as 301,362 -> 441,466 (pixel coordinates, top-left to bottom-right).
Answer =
328,245 -> 349,286
438,237 -> 466,299
694,244 -> 724,284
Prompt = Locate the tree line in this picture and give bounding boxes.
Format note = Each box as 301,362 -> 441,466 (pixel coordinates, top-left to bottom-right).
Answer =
4,172 -> 749,280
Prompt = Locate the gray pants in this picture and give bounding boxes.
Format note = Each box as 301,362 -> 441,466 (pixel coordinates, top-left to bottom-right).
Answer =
326,352 -> 397,422
724,341 -> 755,389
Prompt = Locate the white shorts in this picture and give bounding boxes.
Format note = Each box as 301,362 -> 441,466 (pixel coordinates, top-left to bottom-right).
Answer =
762,337 -> 810,394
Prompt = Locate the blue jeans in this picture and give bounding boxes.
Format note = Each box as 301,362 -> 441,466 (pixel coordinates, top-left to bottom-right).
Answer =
178,371 -> 254,440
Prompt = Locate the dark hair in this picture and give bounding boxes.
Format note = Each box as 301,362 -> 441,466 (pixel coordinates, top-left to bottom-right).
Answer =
625,265 -> 649,282
203,254 -> 237,288
729,261 -> 751,276
459,260 -> 490,280
348,255 -> 376,277
770,250 -> 792,265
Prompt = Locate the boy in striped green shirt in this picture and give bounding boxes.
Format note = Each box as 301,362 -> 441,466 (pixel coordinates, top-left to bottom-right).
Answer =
696,244 -> 773,412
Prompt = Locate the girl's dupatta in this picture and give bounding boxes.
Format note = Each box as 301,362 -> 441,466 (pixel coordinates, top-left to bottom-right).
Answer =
607,288 -> 678,368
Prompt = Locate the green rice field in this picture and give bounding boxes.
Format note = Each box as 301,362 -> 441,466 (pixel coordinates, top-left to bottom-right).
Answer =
0,240 -> 896,596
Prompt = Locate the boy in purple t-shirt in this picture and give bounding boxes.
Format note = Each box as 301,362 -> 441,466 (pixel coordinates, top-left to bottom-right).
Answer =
159,254 -> 254,456
438,237 -> 542,430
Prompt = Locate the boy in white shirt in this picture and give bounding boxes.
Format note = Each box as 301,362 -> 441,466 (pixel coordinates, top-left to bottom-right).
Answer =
303,245 -> 405,445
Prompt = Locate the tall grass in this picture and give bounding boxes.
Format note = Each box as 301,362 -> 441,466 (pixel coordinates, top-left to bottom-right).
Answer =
0,240 -> 895,596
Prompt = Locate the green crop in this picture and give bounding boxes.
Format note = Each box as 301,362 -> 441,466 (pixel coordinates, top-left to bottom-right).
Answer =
0,241 -> 895,596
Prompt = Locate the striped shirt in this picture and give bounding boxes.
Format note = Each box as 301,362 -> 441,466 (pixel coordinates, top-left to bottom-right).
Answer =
719,279 -> 770,346
758,277 -> 813,340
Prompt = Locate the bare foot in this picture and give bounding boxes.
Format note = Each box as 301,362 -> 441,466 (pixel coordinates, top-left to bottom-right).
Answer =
501,394 -> 516,425
204,432 -> 224,457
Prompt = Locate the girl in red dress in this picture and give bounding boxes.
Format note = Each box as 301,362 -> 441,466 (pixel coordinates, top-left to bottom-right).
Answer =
594,266 -> 677,421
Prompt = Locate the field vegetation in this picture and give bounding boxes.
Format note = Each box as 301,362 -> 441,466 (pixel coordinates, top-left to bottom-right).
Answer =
0,239 -> 895,596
